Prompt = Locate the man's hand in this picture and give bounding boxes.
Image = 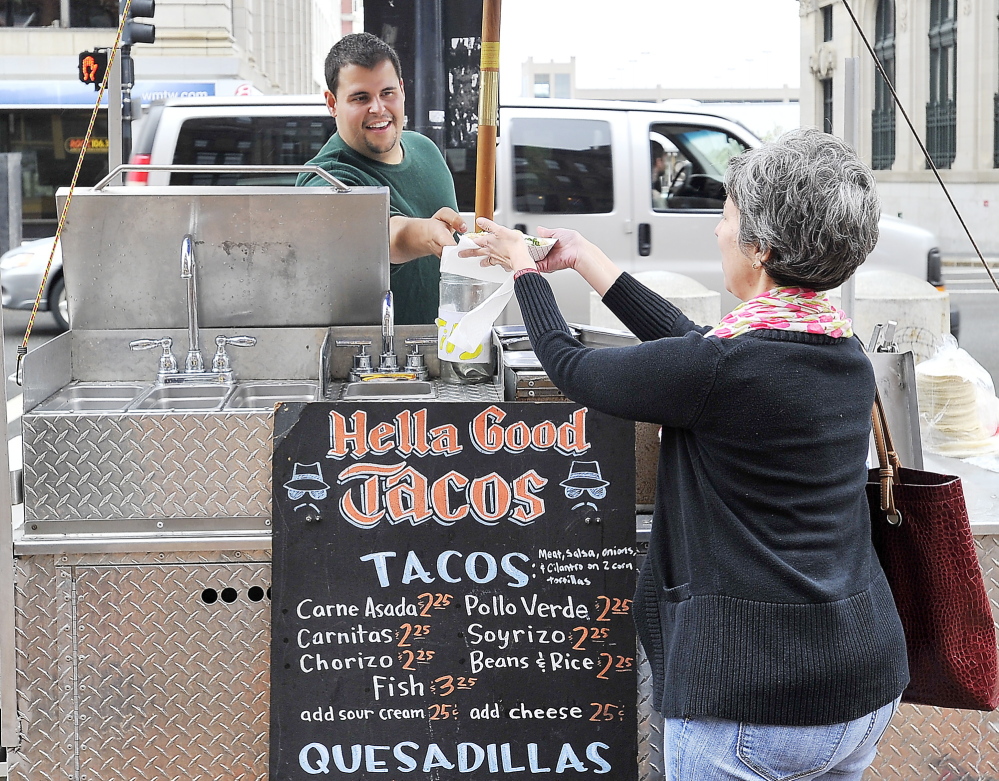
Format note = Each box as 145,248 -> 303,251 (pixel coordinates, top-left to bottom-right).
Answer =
390,208 -> 467,263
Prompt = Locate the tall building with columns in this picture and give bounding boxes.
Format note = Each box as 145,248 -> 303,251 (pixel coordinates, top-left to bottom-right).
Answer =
800,0 -> 999,254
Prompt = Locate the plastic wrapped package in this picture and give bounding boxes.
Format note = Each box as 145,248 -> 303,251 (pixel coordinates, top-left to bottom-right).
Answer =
438,233 -> 555,385
915,335 -> 999,458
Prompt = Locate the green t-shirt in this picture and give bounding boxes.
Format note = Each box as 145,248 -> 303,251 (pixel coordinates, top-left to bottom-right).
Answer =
297,131 -> 459,325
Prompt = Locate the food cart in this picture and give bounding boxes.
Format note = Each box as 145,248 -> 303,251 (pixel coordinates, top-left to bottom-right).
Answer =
0,175 -> 649,780
0,174 -> 996,781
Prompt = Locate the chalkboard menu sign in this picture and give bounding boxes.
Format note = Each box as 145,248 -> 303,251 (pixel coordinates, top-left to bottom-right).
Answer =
271,402 -> 637,780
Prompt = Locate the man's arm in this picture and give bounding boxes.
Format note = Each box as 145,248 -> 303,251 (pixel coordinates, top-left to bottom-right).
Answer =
389,208 -> 467,264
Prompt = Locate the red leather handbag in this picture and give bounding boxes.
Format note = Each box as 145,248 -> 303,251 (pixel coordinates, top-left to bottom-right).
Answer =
868,393 -> 999,710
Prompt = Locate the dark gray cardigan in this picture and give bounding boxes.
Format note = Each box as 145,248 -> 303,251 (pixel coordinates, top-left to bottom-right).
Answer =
514,270 -> 908,726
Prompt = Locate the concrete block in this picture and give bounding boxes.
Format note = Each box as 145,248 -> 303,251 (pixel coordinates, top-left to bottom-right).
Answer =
828,270 -> 949,363
589,271 -> 722,332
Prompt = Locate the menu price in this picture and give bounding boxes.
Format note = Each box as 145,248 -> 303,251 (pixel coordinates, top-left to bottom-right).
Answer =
270,402 -> 637,780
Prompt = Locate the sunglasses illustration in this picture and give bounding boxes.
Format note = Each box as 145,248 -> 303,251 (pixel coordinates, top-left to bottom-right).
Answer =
287,488 -> 328,501
564,485 -> 606,500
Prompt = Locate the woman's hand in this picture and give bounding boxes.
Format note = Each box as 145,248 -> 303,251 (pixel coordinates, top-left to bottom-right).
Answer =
532,225 -> 589,274
460,217 -> 537,273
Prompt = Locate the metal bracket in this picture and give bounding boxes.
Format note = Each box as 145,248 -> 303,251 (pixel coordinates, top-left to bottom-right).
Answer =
867,321 -> 898,353
92,164 -> 351,191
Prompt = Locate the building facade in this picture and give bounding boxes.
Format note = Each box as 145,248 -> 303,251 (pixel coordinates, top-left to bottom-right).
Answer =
0,0 -> 358,236
522,58 -> 801,142
801,0 -> 999,254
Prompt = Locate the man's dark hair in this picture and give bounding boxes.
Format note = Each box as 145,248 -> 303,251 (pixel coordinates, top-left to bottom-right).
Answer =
325,32 -> 403,95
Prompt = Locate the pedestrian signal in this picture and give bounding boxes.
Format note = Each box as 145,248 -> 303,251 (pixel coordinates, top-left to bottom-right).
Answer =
78,50 -> 109,90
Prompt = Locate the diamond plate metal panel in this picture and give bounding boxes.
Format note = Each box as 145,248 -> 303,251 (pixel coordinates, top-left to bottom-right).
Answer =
22,413 -> 272,522
434,383 -> 504,402
636,641 -> 664,781
867,534 -> 999,780
633,536 -> 999,781
74,558 -> 270,781
11,537 -> 999,780
10,554 -> 72,781
11,551 -> 270,781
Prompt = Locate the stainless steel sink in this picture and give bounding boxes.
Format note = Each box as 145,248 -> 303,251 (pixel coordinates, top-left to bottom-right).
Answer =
224,381 -> 319,410
129,384 -> 231,411
341,380 -> 436,400
32,383 -> 147,414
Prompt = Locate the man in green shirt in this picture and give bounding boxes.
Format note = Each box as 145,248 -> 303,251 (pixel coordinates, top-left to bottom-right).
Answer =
298,32 -> 466,325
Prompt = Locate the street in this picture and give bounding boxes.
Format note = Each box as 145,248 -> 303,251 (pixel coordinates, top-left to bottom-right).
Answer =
952,292 -> 999,384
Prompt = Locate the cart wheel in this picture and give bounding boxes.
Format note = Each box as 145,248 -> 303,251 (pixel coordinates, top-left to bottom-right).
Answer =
50,277 -> 70,331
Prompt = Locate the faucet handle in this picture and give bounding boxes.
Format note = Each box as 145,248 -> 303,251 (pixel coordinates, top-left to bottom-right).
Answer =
403,337 -> 436,379
335,339 -> 375,379
212,334 -> 257,373
220,335 -> 257,349
404,336 -> 438,353
335,339 -> 372,352
130,337 -> 178,375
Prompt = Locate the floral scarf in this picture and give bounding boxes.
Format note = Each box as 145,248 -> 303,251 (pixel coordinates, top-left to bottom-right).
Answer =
705,286 -> 854,339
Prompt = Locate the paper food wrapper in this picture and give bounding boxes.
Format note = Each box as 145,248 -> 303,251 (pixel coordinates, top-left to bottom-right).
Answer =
437,233 -> 554,361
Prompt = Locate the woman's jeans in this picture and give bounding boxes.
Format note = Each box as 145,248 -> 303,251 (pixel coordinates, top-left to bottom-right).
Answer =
664,697 -> 900,781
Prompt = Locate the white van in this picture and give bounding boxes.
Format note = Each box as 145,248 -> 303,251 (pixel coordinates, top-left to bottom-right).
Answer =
125,96 -> 948,326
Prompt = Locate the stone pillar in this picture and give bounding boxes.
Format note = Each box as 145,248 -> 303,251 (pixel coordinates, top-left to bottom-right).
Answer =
589,271 -> 722,332
828,270 -> 950,363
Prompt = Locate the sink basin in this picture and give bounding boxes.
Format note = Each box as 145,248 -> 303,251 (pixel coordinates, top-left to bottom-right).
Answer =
342,380 -> 436,400
33,383 -> 147,414
129,384 -> 231,411
224,382 -> 319,410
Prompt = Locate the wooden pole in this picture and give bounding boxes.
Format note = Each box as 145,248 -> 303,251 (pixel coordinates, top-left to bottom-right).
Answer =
474,0 -> 501,224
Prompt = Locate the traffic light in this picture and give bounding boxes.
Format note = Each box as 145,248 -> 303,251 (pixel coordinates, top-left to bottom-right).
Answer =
78,50 -> 109,90
119,0 -> 155,46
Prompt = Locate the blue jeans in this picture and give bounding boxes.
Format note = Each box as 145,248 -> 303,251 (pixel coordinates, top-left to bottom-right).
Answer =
664,698 -> 900,781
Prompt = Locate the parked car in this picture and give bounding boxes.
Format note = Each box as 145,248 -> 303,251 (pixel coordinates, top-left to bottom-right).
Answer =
0,236 -> 68,330
126,96 -> 335,186
14,95 -> 953,333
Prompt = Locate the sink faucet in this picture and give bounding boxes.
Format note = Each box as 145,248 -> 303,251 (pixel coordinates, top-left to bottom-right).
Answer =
180,234 -> 204,373
380,290 -> 398,371
128,233 -> 256,385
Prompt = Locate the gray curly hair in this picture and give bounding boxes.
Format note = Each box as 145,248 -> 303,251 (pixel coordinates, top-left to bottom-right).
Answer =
724,127 -> 880,291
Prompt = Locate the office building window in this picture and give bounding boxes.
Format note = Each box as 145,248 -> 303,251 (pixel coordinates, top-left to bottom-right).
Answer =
822,78 -> 833,134
554,73 -> 571,99
926,0 -> 957,168
533,75 -> 551,99
0,109 -> 110,236
995,17 -> 999,167
822,4 -> 833,42
872,0 -> 896,170
994,93 -> 999,168
1,0 -> 117,27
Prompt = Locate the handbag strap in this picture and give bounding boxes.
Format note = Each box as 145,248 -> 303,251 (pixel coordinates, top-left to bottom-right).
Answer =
871,391 -> 904,526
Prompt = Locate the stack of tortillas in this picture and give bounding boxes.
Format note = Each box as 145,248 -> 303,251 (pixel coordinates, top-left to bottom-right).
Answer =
916,345 -> 999,457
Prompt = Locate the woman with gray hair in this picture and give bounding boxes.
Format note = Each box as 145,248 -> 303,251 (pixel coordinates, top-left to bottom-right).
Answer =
464,127 -> 908,780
